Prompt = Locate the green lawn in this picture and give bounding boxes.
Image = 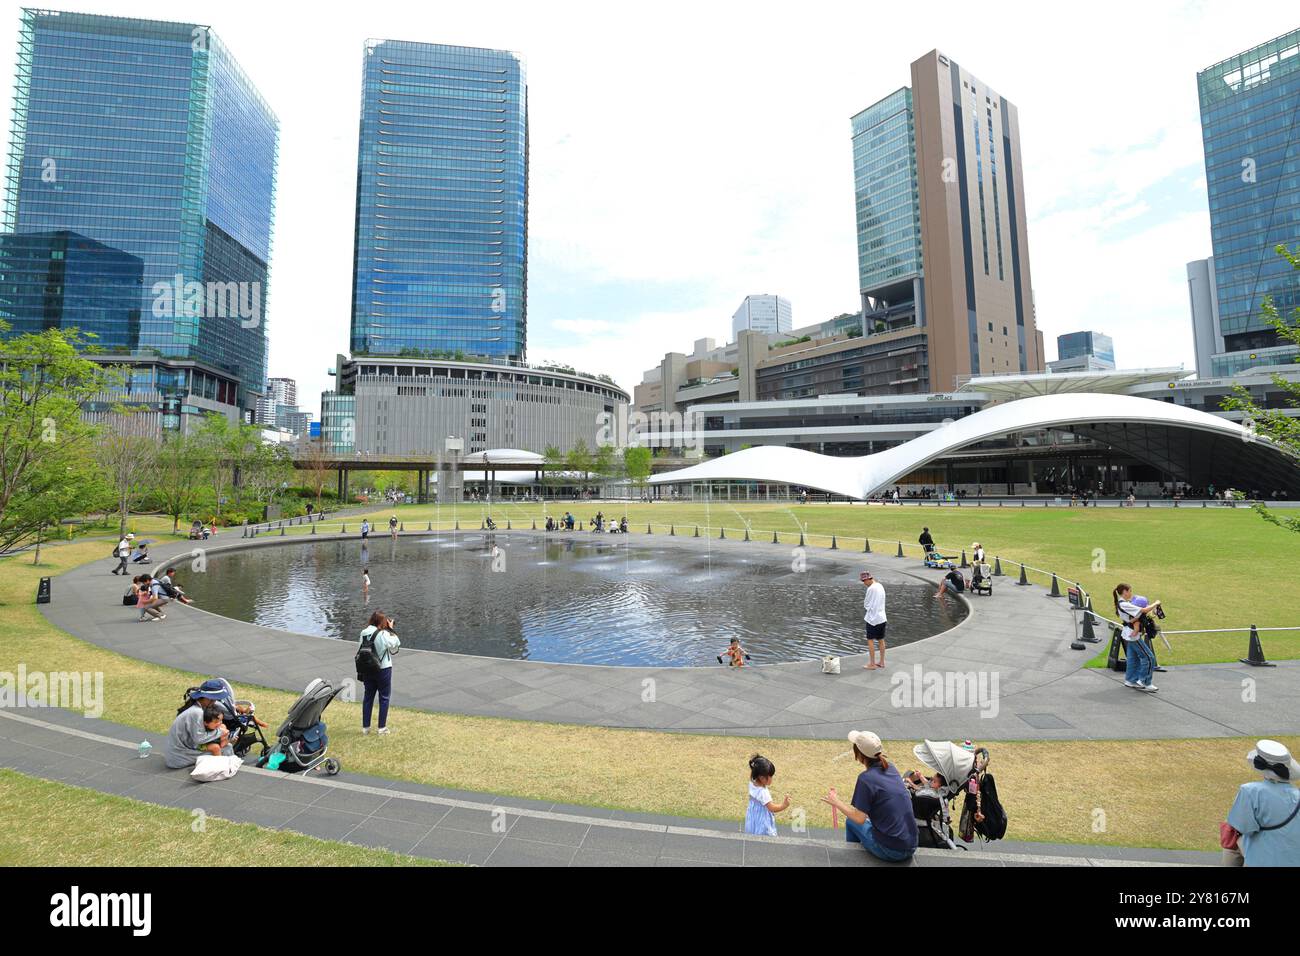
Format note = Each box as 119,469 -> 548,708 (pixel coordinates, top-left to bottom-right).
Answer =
0,769 -> 448,866
303,499 -> 1300,666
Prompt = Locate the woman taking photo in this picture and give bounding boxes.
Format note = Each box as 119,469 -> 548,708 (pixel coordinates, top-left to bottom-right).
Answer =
1113,583 -> 1159,692
357,611 -> 400,735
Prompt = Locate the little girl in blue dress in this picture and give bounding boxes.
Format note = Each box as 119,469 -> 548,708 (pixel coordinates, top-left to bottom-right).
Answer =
744,754 -> 791,836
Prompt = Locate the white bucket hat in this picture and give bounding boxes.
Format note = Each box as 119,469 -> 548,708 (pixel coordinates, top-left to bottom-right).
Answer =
1247,739 -> 1300,783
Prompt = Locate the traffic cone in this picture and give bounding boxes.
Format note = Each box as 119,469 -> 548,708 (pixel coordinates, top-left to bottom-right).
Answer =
719,526 -> 726,539
1080,600 -> 1100,643
694,525 -> 699,537
1240,625 -> 1275,667
960,549 -> 969,568
1017,563 -> 1029,586
830,535 -> 837,550
896,540 -> 904,558
743,527 -> 749,541
1047,574 -> 1062,597
864,537 -> 871,553
993,556 -> 1003,576
799,532 -> 806,547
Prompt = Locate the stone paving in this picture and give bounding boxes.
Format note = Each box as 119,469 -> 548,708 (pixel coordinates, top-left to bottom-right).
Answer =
0,707 -> 1219,867
39,530 -> 1299,741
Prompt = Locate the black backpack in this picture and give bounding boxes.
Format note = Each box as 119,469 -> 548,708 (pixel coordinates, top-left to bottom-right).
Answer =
355,630 -> 383,681
971,772 -> 1008,841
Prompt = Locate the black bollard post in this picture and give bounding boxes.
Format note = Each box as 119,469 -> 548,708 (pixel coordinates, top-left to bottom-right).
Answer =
1107,627 -> 1125,671
1240,625 -> 1275,667
1017,563 -> 1029,586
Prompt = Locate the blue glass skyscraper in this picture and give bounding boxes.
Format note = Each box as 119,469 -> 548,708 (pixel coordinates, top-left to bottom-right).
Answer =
1196,28 -> 1300,376
2,8 -> 278,410
351,40 -> 528,360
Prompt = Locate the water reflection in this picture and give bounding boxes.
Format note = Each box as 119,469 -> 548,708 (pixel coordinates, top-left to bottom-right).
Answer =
183,534 -> 966,666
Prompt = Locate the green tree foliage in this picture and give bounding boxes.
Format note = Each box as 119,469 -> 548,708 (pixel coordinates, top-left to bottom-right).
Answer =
0,326 -> 113,553
1222,243 -> 1300,533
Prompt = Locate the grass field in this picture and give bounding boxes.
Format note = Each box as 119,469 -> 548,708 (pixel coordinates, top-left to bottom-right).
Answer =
0,769 -> 446,866
278,498 -> 1300,666
2,534 -> 1296,852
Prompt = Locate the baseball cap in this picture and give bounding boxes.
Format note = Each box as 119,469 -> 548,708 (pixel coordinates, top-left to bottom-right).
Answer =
848,730 -> 882,757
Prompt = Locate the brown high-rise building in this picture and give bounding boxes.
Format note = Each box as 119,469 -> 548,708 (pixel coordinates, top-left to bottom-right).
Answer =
851,50 -> 1045,393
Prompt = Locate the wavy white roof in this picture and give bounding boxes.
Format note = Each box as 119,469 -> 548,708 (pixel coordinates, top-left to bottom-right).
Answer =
648,392 -> 1296,498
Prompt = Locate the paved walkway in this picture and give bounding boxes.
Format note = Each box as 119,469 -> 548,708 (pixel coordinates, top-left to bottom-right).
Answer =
39,530 -> 1300,740
0,707 -> 1218,867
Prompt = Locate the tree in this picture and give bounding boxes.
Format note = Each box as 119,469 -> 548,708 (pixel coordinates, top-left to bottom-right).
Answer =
299,436 -> 334,511
0,326 -> 113,553
96,427 -> 158,537
195,413 -> 238,518
624,445 -> 651,498
152,431 -> 206,533
566,438 -> 593,484
1222,244 -> 1300,533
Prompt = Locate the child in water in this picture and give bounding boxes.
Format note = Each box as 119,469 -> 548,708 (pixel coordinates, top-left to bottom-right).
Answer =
717,636 -> 750,667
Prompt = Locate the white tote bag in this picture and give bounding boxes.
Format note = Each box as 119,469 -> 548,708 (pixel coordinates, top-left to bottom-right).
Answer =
191,754 -> 241,782
822,656 -> 841,675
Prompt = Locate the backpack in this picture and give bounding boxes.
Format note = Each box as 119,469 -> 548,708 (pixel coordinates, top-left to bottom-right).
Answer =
355,629 -> 384,681
969,771 -> 1007,841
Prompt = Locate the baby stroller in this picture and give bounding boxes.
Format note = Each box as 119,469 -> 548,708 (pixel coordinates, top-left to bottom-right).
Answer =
923,550 -> 957,570
188,520 -> 210,541
970,563 -> 993,596
257,678 -> 342,776
179,678 -> 269,761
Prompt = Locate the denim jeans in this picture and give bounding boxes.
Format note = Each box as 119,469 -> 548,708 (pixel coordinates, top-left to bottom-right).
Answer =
362,667 -> 392,729
845,816 -> 914,862
1123,637 -> 1153,686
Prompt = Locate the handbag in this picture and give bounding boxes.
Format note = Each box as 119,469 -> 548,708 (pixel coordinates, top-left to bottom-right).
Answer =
1218,822 -> 1239,850
821,656 -> 841,675
190,754 -> 240,782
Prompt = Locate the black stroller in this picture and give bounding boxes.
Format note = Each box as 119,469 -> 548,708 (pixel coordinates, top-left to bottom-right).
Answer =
257,678 -> 342,776
179,678 -> 269,761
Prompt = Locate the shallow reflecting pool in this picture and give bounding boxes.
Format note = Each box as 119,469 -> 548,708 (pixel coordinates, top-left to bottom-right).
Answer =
182,533 -> 967,666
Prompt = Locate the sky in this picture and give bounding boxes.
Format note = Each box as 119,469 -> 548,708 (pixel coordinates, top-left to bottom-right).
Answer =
0,0 -> 1295,413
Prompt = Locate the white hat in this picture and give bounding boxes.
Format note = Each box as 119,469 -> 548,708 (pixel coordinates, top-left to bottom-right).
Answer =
1247,739 -> 1300,783
848,730 -> 882,757
126,533 -> 135,540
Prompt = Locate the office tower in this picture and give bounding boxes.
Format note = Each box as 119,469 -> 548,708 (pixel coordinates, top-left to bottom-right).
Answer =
1193,28 -> 1300,376
351,40 -> 527,360
256,376 -> 297,424
731,294 -> 793,339
2,9 -> 278,414
852,50 -> 1044,393
1053,330 -> 1116,371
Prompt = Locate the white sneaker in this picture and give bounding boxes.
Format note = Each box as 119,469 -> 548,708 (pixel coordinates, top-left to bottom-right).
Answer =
1139,683 -> 1159,692
1123,680 -> 1140,688
378,726 -> 392,735
361,727 -> 370,735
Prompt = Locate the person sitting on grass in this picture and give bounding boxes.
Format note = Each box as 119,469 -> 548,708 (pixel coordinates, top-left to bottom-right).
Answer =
822,730 -> 918,863
164,702 -> 230,769
744,754 -> 791,836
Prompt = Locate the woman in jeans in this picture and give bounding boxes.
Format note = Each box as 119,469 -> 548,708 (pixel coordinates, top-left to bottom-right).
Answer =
821,730 -> 918,862
358,611 -> 400,735
1113,583 -> 1160,692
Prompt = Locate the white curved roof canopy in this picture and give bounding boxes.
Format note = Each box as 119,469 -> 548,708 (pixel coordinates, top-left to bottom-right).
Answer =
648,392 -> 1299,498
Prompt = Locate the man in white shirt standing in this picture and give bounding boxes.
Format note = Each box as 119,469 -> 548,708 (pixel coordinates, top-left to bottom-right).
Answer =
111,533 -> 133,575
861,570 -> 888,670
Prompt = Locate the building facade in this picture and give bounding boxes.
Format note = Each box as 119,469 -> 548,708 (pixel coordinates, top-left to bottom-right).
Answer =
350,40 -> 527,361
2,10 -> 279,416
326,356 -> 627,457
1054,330 -> 1115,369
731,294 -> 792,338
1194,28 -> 1300,376
255,376 -> 297,425
0,230 -> 143,347
851,51 -> 1045,394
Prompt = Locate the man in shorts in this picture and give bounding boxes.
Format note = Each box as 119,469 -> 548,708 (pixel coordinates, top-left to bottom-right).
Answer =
861,570 -> 888,670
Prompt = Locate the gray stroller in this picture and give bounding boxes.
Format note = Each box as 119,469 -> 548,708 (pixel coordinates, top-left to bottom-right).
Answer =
257,678 -> 342,776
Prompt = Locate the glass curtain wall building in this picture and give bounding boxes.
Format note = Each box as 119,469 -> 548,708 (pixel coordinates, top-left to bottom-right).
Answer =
2,9 -> 278,413
350,40 -> 528,361
1196,27 -> 1300,376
